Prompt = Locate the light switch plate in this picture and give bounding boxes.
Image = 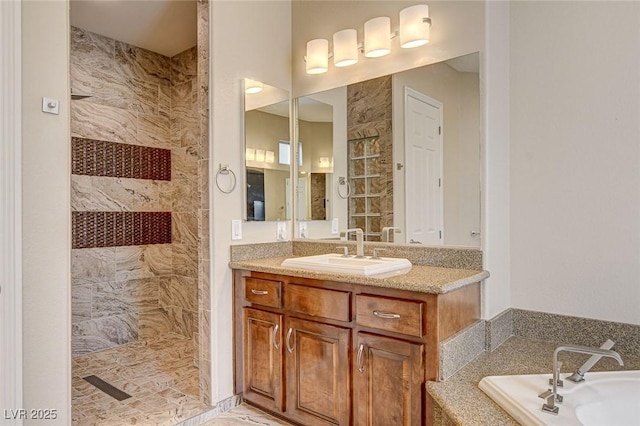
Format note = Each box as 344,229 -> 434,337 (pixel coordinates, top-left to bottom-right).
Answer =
231,219 -> 242,240
42,97 -> 60,115
331,218 -> 339,235
276,221 -> 287,241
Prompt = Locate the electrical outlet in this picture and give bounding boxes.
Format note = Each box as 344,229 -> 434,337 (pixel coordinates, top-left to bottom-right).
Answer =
231,219 -> 242,240
298,221 -> 308,239
276,221 -> 287,241
331,218 -> 339,234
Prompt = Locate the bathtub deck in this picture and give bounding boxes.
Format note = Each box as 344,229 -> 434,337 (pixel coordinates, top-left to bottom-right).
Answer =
427,337 -> 640,426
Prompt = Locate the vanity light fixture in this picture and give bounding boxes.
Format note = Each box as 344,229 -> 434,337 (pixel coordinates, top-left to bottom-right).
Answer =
364,17 -> 391,58
306,39 -> 329,74
266,150 -> 275,163
244,79 -> 263,94
319,157 -> 332,168
245,148 -> 256,161
400,4 -> 431,48
304,4 -> 431,74
255,149 -> 266,162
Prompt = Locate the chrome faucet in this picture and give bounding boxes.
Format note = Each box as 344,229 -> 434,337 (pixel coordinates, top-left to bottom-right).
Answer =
539,344 -> 623,415
343,228 -> 364,258
566,339 -> 615,383
381,227 -> 400,242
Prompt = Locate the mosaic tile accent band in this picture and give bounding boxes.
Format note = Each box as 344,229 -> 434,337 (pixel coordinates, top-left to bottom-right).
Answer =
72,137 -> 171,181
72,211 -> 171,248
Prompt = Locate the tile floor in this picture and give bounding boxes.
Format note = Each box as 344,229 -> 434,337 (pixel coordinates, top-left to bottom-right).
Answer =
72,333 -> 208,425
201,404 -> 292,426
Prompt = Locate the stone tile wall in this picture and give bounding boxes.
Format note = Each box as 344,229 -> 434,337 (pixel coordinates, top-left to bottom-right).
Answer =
70,25 -> 204,361
347,76 -> 394,241
196,0 -> 211,404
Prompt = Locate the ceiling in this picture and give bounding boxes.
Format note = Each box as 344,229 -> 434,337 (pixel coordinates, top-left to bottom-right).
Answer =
70,0 -> 197,57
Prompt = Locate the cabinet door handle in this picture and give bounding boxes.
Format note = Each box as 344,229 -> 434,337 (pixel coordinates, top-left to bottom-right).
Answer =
357,343 -> 366,373
373,310 -> 401,319
273,324 -> 280,350
251,289 -> 269,295
286,327 -> 294,353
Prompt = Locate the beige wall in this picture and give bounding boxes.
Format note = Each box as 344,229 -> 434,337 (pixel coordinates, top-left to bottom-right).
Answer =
210,0 -> 291,402
510,1 -> 640,325
22,1 -> 71,423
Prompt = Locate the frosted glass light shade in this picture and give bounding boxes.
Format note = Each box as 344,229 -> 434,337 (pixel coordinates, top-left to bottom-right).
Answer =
266,150 -> 275,163
333,29 -> 358,67
400,5 -> 430,48
255,149 -> 266,162
306,39 -> 329,74
364,17 -> 391,58
245,148 -> 255,161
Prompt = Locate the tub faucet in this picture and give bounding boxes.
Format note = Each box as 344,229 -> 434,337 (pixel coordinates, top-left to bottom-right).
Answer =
343,228 -> 364,258
566,339 -> 615,383
539,344 -> 624,415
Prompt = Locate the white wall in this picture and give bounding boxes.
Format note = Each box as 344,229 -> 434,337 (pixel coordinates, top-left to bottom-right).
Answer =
210,0 -> 291,402
509,1 -> 640,325
21,1 -> 72,423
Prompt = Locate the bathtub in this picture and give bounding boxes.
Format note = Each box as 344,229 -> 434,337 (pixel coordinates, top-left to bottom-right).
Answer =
479,370 -> 640,426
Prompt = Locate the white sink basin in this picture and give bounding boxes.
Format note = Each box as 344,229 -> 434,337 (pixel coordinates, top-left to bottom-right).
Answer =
281,253 -> 412,277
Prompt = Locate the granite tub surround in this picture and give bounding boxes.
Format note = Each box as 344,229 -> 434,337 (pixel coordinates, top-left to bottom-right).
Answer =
427,337 -> 640,426
427,308 -> 640,425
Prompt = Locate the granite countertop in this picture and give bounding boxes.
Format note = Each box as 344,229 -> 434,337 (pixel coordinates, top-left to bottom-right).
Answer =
229,256 -> 489,294
427,337 -> 640,425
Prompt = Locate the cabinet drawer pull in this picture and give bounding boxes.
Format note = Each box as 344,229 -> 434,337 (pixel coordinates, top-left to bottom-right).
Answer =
357,343 -> 366,373
286,327 -> 294,353
273,324 -> 280,350
373,310 -> 401,319
251,289 -> 269,295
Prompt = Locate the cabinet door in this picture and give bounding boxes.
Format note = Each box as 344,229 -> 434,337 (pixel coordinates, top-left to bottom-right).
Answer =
285,318 -> 350,425
243,308 -> 284,412
354,333 -> 424,426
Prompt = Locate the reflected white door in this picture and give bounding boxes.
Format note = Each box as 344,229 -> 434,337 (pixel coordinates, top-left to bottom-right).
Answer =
404,88 -> 443,245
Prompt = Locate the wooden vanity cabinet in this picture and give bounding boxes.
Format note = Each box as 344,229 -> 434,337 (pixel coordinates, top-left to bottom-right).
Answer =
233,269 -> 480,426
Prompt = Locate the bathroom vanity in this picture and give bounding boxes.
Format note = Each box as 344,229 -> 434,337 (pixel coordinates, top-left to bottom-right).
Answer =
231,257 -> 486,425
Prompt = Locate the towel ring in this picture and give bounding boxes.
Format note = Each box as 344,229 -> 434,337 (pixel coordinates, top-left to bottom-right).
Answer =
215,164 -> 237,194
337,176 -> 351,199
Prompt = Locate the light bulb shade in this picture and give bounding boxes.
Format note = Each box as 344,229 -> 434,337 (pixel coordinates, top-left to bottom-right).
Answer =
333,29 -> 358,67
255,149 -> 265,162
245,148 -> 255,161
306,39 -> 329,74
266,150 -> 275,163
400,4 -> 430,48
364,17 -> 391,58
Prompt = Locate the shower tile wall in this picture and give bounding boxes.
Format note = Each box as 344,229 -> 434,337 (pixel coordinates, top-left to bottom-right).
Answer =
196,0 -> 212,404
70,26 -> 202,360
347,76 -> 394,240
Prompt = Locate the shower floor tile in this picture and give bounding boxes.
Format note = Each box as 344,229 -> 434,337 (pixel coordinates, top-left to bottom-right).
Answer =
72,333 -> 208,425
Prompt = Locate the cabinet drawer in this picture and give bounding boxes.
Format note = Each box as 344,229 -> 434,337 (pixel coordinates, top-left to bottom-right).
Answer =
285,284 -> 351,322
245,277 -> 282,308
356,294 -> 424,337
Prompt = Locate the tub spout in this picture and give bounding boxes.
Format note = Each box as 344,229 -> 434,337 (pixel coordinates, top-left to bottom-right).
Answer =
540,344 -> 624,415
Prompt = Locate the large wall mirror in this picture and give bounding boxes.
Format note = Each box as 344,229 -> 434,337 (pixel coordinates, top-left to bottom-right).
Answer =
293,52 -> 481,247
243,79 -> 291,221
